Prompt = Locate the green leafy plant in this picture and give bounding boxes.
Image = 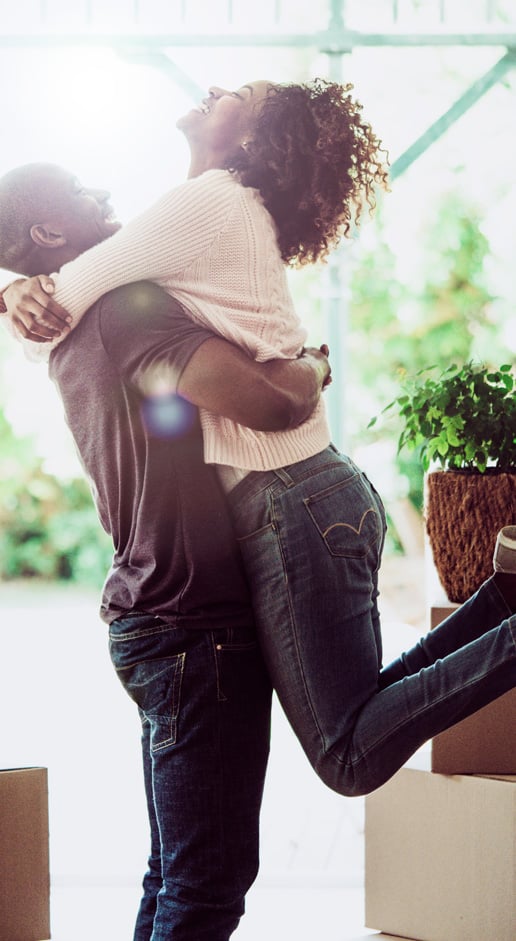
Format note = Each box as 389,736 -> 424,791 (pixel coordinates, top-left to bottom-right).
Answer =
0,411 -> 112,584
370,362 -> 516,473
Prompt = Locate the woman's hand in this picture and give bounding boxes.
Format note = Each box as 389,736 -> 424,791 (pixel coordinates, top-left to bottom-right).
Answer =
3,276 -> 71,343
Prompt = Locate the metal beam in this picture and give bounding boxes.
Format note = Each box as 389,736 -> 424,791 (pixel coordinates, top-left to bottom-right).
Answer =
2,8 -> 511,451
390,49 -> 516,180
0,31 -> 516,50
116,48 -> 205,100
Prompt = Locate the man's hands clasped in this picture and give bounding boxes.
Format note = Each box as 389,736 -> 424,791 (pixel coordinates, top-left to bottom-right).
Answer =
301,344 -> 332,390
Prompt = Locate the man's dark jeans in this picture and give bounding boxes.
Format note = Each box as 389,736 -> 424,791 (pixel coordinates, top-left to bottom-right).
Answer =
109,614 -> 272,941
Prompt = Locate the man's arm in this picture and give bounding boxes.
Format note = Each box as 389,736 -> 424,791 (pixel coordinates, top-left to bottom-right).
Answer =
178,337 -> 330,432
5,274 -> 330,429
99,282 -> 330,433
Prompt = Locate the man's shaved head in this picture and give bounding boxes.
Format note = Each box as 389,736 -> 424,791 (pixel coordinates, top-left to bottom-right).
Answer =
0,163 -> 66,274
0,163 -> 119,276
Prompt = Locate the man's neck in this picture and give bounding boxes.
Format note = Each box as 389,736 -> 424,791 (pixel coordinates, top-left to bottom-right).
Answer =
25,246 -> 79,276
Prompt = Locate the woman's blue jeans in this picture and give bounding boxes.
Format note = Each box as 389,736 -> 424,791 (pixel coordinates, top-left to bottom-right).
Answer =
108,615 -> 272,941
228,446 -> 516,797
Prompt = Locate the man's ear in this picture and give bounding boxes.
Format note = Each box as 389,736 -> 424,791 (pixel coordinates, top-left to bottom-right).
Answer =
29,223 -> 67,248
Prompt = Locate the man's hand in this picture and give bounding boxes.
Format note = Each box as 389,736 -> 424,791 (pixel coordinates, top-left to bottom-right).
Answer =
301,344 -> 332,389
3,276 -> 71,343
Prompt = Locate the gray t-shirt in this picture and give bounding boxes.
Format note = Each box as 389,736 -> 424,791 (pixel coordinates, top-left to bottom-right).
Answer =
49,281 -> 252,628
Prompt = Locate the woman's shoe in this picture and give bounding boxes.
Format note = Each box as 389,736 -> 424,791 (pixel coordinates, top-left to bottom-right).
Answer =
493,526 -> 516,574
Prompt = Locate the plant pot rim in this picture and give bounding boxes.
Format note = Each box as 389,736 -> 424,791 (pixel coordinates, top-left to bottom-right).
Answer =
427,467 -> 516,477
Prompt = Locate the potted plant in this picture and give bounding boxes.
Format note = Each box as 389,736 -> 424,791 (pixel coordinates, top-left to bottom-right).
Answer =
371,361 -> 516,602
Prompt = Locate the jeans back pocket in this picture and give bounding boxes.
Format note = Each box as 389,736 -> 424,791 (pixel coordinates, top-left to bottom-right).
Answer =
304,474 -> 381,559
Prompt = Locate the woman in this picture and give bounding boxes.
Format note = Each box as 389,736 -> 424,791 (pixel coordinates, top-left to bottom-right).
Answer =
4,78 -> 516,796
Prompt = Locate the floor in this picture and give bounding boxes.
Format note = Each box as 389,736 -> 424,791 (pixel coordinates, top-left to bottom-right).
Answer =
48,883 -> 408,941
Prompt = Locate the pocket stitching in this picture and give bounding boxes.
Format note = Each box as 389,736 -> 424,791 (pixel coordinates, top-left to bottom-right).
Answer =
151,651 -> 186,751
304,482 -> 380,559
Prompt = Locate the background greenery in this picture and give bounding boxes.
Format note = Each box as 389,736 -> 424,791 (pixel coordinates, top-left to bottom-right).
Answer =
293,189 -> 515,519
346,192 -> 514,510
0,407 -> 112,584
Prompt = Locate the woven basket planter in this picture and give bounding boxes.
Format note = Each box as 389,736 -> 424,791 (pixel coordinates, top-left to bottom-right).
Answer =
425,470 -> 516,603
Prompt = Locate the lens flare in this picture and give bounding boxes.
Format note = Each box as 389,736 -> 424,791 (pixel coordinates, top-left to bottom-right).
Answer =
141,393 -> 197,439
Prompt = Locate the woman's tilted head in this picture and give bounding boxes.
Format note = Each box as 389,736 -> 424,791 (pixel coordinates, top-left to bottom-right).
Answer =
230,78 -> 389,267
177,81 -> 273,174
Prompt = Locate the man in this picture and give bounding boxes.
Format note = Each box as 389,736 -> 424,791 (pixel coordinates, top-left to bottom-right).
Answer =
0,162 -> 329,940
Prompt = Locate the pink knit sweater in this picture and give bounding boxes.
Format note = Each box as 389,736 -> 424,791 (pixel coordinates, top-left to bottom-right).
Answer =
50,169 -> 330,471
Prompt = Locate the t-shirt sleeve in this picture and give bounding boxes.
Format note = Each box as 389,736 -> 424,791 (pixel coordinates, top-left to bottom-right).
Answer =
98,281 -> 215,394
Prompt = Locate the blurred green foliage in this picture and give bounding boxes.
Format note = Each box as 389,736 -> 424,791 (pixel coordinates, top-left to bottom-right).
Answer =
346,194 -> 514,511
0,409 -> 111,584
349,199 -> 499,420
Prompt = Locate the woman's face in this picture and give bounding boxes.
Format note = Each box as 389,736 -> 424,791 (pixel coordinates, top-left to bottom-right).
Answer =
177,80 -> 273,159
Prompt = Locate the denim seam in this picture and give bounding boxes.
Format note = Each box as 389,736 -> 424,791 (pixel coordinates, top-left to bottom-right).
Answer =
151,651 -> 186,751
304,498 -> 380,559
489,576 -> 516,619
508,614 -> 516,651
212,634 -> 228,703
274,457 -> 353,487
109,623 -> 175,642
231,451 -> 354,506
271,492 -> 327,752
336,657 -> 513,769
236,522 -> 274,544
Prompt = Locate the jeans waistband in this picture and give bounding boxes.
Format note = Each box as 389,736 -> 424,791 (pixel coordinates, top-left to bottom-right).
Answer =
228,445 -> 344,504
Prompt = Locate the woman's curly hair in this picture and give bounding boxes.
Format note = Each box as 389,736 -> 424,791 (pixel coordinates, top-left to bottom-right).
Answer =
229,78 -> 389,267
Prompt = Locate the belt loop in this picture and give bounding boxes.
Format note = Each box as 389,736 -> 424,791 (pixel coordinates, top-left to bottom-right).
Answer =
273,467 -> 294,487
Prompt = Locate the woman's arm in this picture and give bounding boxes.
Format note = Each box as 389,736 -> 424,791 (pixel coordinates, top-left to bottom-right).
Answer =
1,276 -> 69,342
56,175 -> 231,319
3,173 -> 233,341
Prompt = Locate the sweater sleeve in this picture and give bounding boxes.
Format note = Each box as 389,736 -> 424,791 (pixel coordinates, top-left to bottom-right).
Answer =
52,171 -> 236,325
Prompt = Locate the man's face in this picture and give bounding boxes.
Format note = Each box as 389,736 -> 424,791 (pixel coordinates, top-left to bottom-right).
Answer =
36,165 -> 121,253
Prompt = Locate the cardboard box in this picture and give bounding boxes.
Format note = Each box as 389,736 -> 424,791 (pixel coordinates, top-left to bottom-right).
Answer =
0,768 -> 50,941
365,767 -> 516,941
430,604 -> 516,774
